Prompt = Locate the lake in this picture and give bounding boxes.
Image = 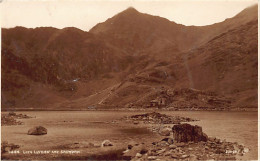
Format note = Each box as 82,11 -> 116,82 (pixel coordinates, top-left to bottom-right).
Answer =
1,111 -> 258,160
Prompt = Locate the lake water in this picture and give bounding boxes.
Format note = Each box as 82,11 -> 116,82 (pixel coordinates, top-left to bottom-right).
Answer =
1,111 -> 258,160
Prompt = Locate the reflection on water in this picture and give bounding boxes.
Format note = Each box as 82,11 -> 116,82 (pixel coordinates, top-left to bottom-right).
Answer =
118,128 -> 152,135
1,111 -> 258,160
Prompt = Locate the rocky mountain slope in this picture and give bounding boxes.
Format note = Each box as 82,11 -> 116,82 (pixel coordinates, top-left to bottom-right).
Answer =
2,27 -> 139,108
1,5 -> 258,110
109,18 -> 257,109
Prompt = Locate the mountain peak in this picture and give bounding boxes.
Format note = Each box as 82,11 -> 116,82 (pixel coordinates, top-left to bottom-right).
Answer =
123,7 -> 139,13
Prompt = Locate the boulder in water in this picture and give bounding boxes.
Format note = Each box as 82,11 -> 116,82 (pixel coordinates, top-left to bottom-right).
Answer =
27,126 -> 47,135
172,123 -> 208,143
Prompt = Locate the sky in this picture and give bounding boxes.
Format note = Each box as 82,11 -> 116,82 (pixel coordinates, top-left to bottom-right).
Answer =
0,0 -> 258,31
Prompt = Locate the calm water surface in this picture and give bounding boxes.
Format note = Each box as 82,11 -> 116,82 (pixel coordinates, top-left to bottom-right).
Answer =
2,111 -> 258,160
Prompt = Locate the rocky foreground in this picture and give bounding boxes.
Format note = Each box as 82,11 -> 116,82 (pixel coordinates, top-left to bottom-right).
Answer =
1,141 -> 20,155
59,113 -> 249,160
123,123 -> 249,161
115,113 -> 249,160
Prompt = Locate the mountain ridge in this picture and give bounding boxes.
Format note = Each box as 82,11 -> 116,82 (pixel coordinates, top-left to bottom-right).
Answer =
1,5 -> 258,110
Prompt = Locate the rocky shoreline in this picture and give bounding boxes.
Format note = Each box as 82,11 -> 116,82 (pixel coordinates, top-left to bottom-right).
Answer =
123,112 -> 198,124
113,112 -> 199,136
117,113 -> 249,160
2,106 -> 258,112
1,112 -> 33,126
113,112 -> 198,125
124,136 -> 249,160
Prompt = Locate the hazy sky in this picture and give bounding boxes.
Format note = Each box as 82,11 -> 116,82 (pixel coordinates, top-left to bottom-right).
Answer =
0,0 -> 257,31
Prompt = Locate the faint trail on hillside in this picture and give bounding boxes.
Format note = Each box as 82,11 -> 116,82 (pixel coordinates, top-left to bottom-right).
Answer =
98,83 -> 122,105
57,83 -> 122,108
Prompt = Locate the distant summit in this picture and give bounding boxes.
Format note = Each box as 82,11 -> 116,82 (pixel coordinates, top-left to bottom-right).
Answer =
124,7 -> 139,13
118,6 -> 140,16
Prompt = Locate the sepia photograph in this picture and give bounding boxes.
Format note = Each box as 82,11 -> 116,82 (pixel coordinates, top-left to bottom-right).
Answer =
0,0 -> 258,160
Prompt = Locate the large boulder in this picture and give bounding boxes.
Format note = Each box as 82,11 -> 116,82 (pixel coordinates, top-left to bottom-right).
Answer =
172,123 -> 208,143
27,126 -> 47,135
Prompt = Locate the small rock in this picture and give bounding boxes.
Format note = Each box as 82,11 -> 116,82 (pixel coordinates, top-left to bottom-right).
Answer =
101,140 -> 113,147
175,142 -> 186,147
208,137 -> 216,142
161,137 -> 174,144
156,148 -> 166,154
140,148 -> 148,154
128,141 -> 138,147
180,154 -> 189,159
148,150 -> 157,157
164,151 -> 172,156
128,144 -> 133,149
147,156 -> 157,160
160,128 -> 171,136
169,144 -> 177,149
158,141 -> 169,147
217,149 -> 226,154
133,121 -> 139,125
215,138 -> 221,144
171,154 -> 180,159
189,154 -> 197,161
136,153 -> 142,158
243,147 -> 249,153
123,149 -> 130,154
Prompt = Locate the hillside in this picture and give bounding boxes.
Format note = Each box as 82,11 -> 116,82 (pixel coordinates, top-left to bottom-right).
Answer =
1,5 -> 258,110
102,18 -> 257,109
186,19 -> 258,107
2,27 -> 143,108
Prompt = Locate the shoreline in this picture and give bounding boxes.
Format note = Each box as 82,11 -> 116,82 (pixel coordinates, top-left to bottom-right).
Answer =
1,107 -> 258,112
1,111 -> 257,160
2,111 -> 255,160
